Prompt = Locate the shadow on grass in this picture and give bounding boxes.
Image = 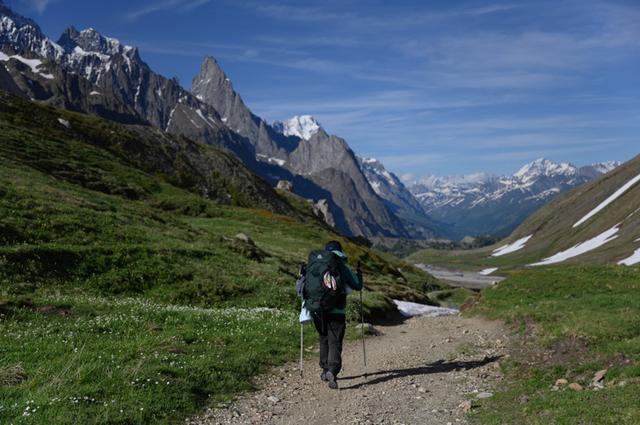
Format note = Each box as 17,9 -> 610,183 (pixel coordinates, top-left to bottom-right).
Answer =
339,355 -> 502,390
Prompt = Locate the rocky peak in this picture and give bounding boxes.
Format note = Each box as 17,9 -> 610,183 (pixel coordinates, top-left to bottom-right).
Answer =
272,115 -> 321,140
192,56 -> 233,96
358,157 -> 398,188
0,1 -> 38,30
0,2 -> 62,59
191,55 -> 291,158
58,26 -> 138,58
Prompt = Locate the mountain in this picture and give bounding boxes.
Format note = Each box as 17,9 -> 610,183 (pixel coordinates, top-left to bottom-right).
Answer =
0,2 -> 415,239
409,158 -> 621,239
191,56 -> 410,238
0,5 -> 257,158
357,157 -> 441,239
478,154 -> 640,268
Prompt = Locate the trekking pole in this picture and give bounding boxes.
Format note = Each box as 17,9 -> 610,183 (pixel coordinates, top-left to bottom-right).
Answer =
300,323 -> 304,378
359,289 -> 368,381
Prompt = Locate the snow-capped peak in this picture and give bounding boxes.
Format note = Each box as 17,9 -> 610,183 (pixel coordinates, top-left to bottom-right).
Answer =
412,173 -> 494,189
58,26 -> 136,57
0,5 -> 64,60
590,161 -> 621,175
272,115 -> 321,140
357,156 -> 400,190
514,158 -> 577,181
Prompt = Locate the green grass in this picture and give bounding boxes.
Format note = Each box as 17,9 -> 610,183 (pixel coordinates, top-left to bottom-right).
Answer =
0,295 -> 301,424
468,265 -> 640,424
0,93 -> 444,424
428,287 -> 475,308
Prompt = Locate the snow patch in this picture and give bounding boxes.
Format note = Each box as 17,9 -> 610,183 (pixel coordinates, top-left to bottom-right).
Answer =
530,225 -> 620,266
479,268 -> 498,275
573,173 -> 640,227
165,105 -> 177,131
618,248 -> 640,266
195,109 -> 217,129
492,235 -> 533,257
256,154 -> 286,167
0,52 -> 54,79
89,91 -> 101,96
57,118 -> 70,128
268,157 -> 286,167
392,300 -> 459,318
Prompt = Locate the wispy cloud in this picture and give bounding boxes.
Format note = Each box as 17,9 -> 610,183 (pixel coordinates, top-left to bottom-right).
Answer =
245,2 -> 518,28
21,0 -> 57,13
125,0 -> 210,21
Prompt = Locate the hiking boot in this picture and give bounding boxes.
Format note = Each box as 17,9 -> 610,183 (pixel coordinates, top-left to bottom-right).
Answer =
325,371 -> 338,389
320,370 -> 329,382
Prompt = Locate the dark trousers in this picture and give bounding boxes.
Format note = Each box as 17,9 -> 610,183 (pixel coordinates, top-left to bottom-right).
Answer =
312,313 -> 346,376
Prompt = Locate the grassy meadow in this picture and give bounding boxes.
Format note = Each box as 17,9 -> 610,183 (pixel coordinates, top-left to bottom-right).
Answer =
469,265 -> 640,424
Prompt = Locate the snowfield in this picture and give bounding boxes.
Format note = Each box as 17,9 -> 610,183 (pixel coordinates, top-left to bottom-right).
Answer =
393,300 -> 459,318
530,225 -> 620,266
272,115 -> 320,140
573,173 -> 640,227
479,267 -> 498,275
492,235 -> 533,257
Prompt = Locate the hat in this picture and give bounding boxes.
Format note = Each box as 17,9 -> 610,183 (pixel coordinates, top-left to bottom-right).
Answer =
325,240 -> 343,252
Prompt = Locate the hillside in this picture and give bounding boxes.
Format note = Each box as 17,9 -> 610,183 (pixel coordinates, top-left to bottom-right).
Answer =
470,266 -> 640,424
0,93 -> 442,424
408,154 -> 640,272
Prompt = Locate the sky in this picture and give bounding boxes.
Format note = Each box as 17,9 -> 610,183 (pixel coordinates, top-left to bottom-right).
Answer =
7,0 -> 640,179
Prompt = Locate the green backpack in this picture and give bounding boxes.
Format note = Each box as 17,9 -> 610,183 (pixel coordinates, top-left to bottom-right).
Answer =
303,250 -> 345,313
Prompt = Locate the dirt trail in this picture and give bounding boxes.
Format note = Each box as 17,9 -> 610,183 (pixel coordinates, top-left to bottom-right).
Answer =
189,314 -> 510,425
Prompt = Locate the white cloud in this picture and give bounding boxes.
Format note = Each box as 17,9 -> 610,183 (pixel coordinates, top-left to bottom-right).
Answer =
125,0 -> 211,21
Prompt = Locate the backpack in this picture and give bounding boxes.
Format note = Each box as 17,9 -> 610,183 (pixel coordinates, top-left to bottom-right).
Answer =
302,249 -> 345,313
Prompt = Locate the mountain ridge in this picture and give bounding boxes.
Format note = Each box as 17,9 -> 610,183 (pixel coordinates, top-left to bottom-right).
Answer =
407,157 -> 621,238
0,4 -> 415,239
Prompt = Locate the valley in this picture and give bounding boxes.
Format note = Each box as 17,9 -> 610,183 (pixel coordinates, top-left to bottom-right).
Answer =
0,1 -> 639,424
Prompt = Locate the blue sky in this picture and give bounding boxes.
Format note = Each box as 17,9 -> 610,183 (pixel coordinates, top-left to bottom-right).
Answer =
8,0 -> 640,179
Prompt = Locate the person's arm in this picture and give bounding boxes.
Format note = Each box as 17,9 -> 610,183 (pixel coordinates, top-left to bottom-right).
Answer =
339,259 -> 363,291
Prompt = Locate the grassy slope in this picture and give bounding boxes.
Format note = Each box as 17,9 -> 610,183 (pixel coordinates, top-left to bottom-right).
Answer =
469,266 -> 640,424
408,155 -> 640,273
0,96 -> 441,424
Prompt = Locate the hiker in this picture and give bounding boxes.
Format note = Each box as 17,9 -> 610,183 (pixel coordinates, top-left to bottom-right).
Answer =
299,240 -> 363,389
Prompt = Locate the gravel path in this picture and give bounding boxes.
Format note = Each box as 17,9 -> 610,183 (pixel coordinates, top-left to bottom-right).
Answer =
188,314 -> 510,425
